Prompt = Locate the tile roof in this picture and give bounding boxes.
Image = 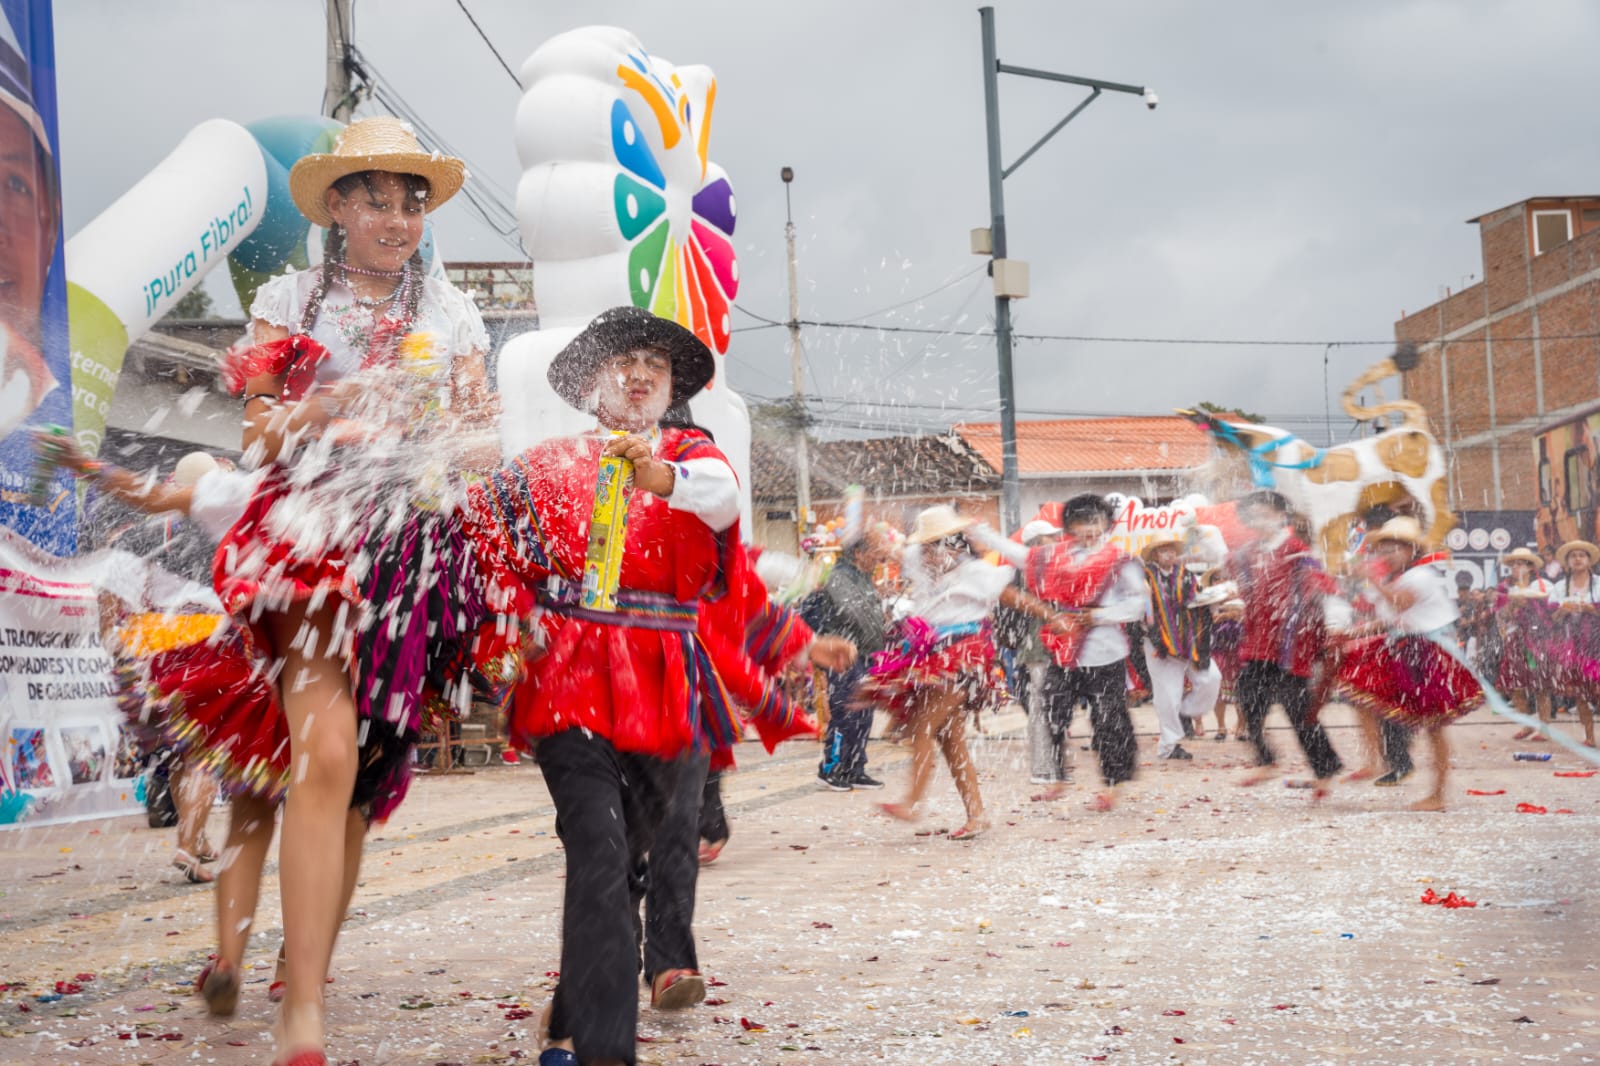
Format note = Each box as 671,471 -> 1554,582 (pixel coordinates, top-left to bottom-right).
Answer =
750,433 -> 999,502
953,416 -> 1212,476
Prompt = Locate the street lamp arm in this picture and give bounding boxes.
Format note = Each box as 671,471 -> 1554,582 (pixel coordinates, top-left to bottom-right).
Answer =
996,62 -> 1148,98
1002,88 -> 1100,180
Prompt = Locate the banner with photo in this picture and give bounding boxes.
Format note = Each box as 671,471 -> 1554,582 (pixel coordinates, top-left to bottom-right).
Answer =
0,526 -> 218,826
0,0 -> 72,555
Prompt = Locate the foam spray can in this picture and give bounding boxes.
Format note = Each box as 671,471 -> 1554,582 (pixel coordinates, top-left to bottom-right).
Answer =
1512,751 -> 1553,762
581,431 -> 634,612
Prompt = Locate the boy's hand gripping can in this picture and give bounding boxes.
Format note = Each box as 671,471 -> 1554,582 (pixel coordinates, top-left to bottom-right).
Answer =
582,432 -> 635,612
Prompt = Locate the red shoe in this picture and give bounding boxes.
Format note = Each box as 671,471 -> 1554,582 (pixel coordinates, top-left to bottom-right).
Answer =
650,968 -> 706,1010
195,958 -> 239,1017
272,1052 -> 328,1066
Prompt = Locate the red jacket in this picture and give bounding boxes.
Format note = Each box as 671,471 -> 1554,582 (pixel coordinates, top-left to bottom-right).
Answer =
1229,532 -> 1336,678
465,429 -> 737,758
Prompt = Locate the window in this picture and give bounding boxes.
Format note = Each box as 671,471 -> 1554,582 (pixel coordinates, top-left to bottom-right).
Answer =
1565,448 -> 1592,513
1533,209 -> 1573,255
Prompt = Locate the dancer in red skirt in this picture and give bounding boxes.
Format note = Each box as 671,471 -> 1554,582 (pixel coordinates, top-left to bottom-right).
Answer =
220,118 -> 500,1066
869,506 -> 1059,838
1337,518 -> 1484,811
1547,540 -> 1600,748
1495,547 -> 1557,742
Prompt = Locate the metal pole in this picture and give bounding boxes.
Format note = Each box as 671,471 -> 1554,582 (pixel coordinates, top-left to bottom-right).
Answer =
783,169 -> 812,546
980,7 -> 1020,533
323,0 -> 355,121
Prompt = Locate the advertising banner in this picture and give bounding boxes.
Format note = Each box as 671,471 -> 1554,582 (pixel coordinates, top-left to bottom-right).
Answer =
0,0 -> 72,554
1444,509 -> 1539,590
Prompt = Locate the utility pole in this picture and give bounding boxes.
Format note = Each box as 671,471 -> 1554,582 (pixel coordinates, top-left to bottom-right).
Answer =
782,166 -> 812,547
976,6 -> 1156,533
323,0 -> 356,121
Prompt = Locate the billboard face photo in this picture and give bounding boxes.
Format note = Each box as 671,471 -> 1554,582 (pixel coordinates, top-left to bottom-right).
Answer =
0,0 -> 71,554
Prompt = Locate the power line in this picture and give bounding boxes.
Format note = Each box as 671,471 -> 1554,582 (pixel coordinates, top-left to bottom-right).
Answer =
451,0 -> 521,87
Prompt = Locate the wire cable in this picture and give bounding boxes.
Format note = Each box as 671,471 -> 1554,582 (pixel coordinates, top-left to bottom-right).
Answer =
451,0 -> 521,87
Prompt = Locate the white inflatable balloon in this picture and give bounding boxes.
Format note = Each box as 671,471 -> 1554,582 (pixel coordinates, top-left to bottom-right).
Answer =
501,25 -> 750,526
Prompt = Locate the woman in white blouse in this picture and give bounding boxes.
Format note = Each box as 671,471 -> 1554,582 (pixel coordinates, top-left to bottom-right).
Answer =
1548,540 -> 1600,749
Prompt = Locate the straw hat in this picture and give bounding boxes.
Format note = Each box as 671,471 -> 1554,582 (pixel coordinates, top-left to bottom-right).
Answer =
289,117 -> 466,228
548,306 -> 715,411
1558,540 -> 1600,569
1366,516 -> 1425,550
1020,519 -> 1061,545
1140,533 -> 1184,562
907,504 -> 974,546
1500,547 -> 1543,569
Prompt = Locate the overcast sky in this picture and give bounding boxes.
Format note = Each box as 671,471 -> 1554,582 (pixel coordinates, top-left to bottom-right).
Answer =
53,0 -> 1600,442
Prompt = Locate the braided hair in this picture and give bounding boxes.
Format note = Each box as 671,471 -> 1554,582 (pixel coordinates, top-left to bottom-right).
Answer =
297,170 -> 430,342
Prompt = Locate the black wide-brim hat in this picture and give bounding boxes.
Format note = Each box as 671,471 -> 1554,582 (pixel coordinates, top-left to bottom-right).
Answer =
548,306 -> 717,412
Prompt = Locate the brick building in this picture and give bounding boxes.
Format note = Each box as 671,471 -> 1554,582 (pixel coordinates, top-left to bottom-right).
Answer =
1395,196 -> 1600,513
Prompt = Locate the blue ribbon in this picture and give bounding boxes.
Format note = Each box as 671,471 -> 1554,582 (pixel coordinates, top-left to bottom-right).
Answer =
1206,420 -> 1327,488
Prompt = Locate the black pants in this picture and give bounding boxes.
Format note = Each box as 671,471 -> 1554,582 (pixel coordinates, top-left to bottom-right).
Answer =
819,661 -> 872,778
1040,660 -> 1138,786
1380,716 -> 1414,775
699,768 -> 728,845
538,729 -> 682,1065
1236,660 -> 1343,779
641,748 -> 711,984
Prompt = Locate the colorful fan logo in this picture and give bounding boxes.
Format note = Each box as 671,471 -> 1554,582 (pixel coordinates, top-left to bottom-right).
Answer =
609,50 -> 738,355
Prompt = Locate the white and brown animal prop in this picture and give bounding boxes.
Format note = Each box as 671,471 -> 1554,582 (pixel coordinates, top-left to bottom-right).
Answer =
1181,344 -> 1452,573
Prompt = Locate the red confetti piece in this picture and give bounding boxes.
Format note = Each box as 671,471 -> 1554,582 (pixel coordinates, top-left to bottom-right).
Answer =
1273,1004 -> 1297,1010
116,1033 -> 134,1040
155,1032 -> 183,1041
707,977 -> 728,987
503,1008 -> 533,1020
704,998 -> 728,1006
72,973 -> 95,982
495,1002 -> 521,1008
740,1017 -> 767,1031
811,921 -> 833,929
227,1041 -> 248,1047
1174,1036 -> 1186,1043
1421,887 -> 1477,907
1554,770 -> 1596,777
54,981 -> 82,994
1515,803 -> 1548,814
543,971 -> 560,978
16,1003 -> 30,1013
1465,789 -> 1505,796
66,1038 -> 94,1048
1052,941 -> 1071,947
1162,1009 -> 1186,1016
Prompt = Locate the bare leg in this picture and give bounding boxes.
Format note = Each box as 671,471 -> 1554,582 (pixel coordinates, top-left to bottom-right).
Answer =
1510,690 -> 1537,741
171,763 -> 218,881
902,690 -> 951,812
269,602 -> 360,1059
1409,727 -> 1449,811
1579,699 -> 1597,747
935,704 -> 985,830
215,795 -> 277,970
1344,711 -> 1383,781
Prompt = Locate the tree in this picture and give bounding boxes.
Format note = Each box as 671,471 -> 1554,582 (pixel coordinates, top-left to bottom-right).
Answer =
167,287 -> 215,320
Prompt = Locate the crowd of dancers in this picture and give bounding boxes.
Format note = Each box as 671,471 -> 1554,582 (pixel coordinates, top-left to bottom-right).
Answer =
33,117 -> 1600,1066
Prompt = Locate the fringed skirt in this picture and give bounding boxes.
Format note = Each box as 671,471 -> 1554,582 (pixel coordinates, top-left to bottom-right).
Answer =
1336,632 -> 1485,729
214,468 -> 501,819
858,618 -> 996,721
1547,607 -> 1600,697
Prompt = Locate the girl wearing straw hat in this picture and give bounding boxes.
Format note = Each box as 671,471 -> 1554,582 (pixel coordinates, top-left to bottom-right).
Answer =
868,505 -> 1058,838
1547,540 -> 1600,748
1336,518 -> 1484,811
217,116 -> 501,1066
1495,547 -> 1557,742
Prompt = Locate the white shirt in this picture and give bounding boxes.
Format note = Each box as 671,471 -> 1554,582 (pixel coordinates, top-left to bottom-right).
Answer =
901,545 -> 1015,627
251,268 -> 490,384
1079,559 -> 1147,668
1549,576 -> 1600,605
1379,565 -> 1459,635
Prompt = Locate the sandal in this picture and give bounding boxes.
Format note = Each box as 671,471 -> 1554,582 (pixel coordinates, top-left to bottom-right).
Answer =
949,821 -> 989,841
271,1052 -> 328,1066
196,958 -> 239,1017
650,968 -> 706,1010
173,849 -> 214,884
269,943 -> 287,1003
698,838 -> 727,866
1213,731 -> 1227,742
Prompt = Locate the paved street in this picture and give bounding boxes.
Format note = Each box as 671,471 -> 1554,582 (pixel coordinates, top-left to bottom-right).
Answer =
1,703 -> 1596,1065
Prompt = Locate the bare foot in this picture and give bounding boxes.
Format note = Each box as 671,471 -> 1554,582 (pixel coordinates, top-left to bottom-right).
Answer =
1510,727 -> 1534,741
877,801 -> 919,823
1342,765 -> 1379,783
1238,767 -> 1278,787
1089,790 -> 1116,812
1030,783 -> 1069,802
1409,795 -> 1445,812
1528,732 -> 1548,742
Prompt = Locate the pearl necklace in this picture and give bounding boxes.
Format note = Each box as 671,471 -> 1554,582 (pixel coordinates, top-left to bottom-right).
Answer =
344,261 -> 409,308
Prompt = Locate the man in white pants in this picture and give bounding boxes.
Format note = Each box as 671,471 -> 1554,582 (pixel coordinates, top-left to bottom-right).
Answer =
1140,535 -> 1221,761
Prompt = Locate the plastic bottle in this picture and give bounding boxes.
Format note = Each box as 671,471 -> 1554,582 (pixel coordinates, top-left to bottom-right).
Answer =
25,425 -> 68,506
1512,751 -> 1553,762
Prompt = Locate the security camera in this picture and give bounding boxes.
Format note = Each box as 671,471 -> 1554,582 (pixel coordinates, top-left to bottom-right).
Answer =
1143,88 -> 1159,110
